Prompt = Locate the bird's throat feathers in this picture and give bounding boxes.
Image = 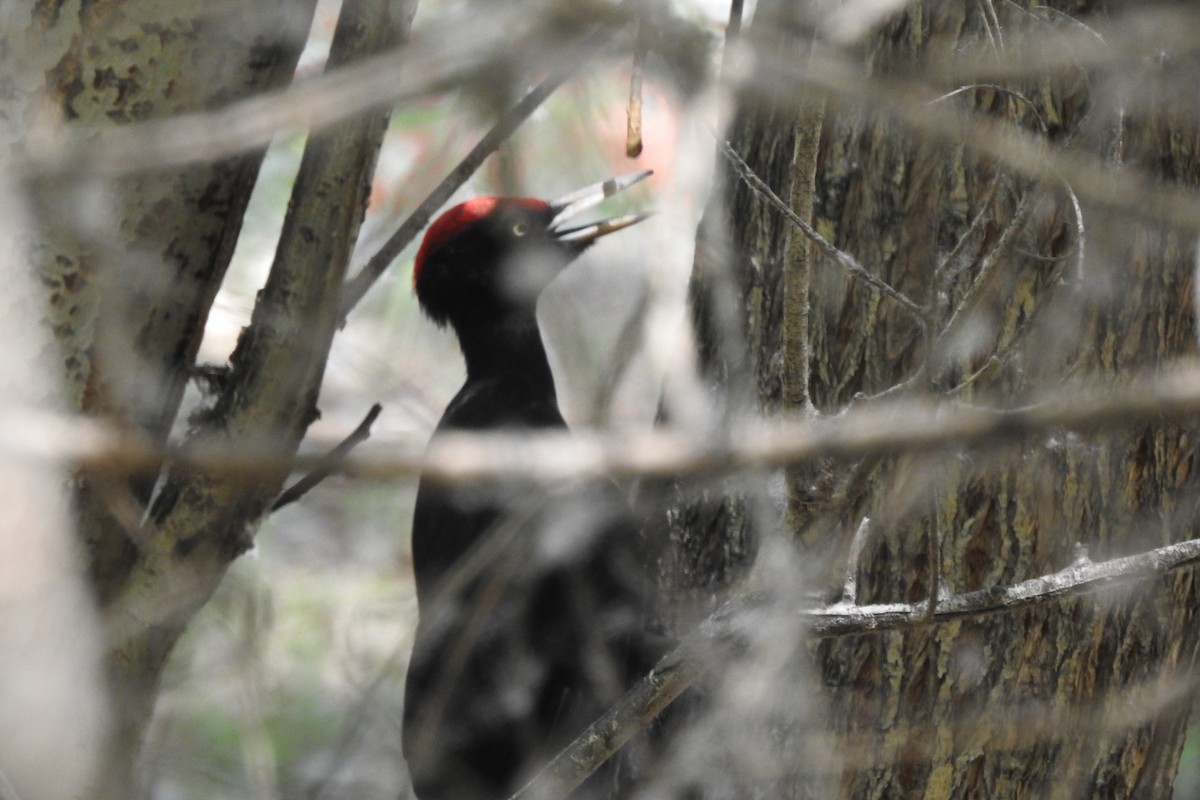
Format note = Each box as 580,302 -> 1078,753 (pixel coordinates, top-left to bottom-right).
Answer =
455,309 -> 555,386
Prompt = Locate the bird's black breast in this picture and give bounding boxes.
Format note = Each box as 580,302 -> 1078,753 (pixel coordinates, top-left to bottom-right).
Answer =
409,374 -> 567,598
403,374 -> 663,800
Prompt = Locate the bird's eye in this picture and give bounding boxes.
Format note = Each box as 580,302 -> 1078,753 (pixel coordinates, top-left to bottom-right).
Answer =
512,221 -> 529,237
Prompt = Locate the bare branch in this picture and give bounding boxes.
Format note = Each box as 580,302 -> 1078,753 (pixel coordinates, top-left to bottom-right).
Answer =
936,6 -> 1189,82
625,19 -> 648,158
724,0 -> 746,52
932,186 -> 1036,353
271,403 -> 383,511
811,536 -> 1200,635
932,171 -> 1004,305
1064,180 -> 1086,283
509,615 -> 710,800
930,84 -> 1050,133
841,517 -> 872,604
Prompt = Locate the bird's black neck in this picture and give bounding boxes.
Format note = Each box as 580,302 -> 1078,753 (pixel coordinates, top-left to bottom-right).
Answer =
453,307 -> 557,392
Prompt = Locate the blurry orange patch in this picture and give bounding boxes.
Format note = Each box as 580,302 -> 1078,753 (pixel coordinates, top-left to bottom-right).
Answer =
368,179 -> 394,209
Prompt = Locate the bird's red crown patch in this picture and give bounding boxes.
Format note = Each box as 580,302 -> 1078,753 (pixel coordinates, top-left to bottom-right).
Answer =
413,196 -> 550,288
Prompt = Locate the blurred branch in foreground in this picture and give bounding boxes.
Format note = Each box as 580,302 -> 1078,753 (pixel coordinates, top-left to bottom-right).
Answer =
14,363 -> 1200,485
740,37 -> 1200,232
12,2 -> 633,178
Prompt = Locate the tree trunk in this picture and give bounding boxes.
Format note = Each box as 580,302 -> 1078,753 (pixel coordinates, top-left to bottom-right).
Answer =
6,1 -> 414,795
675,1 -> 1200,796
12,0 -> 319,605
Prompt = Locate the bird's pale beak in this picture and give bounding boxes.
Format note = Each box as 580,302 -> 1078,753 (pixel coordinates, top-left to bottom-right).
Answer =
549,170 -> 654,246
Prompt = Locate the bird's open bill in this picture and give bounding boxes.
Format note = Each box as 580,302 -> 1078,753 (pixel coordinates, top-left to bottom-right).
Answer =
550,170 -> 654,245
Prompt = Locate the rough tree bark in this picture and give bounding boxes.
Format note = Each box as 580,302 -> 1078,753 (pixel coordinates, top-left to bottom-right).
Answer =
674,0 -> 1200,797
13,0 -> 319,605
5,0 -> 414,795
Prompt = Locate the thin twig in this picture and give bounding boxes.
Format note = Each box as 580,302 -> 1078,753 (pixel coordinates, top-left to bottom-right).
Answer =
717,0 -> 745,86
945,355 -> 1003,397
625,19 -> 648,158
841,517 -> 873,604
930,84 -> 1050,133
932,171 -> 1004,307
981,0 -> 1005,52
1021,3 -> 1108,46
925,502 -> 941,619
716,137 -> 929,325
933,187 -> 1036,354
508,610 -> 714,800
1064,180 -> 1086,283
271,403 -> 383,511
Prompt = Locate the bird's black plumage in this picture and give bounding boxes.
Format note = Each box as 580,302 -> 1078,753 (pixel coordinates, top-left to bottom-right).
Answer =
403,177 -> 662,800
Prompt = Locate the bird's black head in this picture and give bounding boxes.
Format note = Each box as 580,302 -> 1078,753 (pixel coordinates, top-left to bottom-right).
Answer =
413,171 -> 652,330
413,197 -> 557,328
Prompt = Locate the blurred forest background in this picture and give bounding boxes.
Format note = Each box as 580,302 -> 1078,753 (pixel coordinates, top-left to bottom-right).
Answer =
6,0 -> 1200,798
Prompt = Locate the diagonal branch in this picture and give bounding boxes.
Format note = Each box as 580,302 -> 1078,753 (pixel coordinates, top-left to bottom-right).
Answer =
339,73 -> 568,320
716,137 -> 929,325
271,403 -> 383,511
932,186 -> 1037,353
511,535 -> 1200,799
